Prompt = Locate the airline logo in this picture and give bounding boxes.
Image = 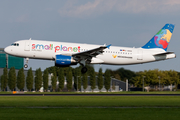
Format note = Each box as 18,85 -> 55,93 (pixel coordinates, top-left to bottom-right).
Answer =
32,44 -> 81,53
154,29 -> 172,49
142,24 -> 174,51
32,44 -> 53,50
112,54 -> 117,58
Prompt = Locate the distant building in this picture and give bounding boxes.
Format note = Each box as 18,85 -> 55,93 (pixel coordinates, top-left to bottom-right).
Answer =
79,77 -> 130,92
55,77 -> 130,92
0,48 -> 24,69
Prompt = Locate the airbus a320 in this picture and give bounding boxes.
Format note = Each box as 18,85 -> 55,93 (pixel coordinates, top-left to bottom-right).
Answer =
4,24 -> 176,73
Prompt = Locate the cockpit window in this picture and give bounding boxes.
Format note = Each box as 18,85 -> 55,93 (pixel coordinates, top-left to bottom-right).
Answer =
11,43 -> 19,46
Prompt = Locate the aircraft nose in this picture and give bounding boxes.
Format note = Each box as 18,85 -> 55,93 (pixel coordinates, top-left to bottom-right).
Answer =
4,46 -> 11,54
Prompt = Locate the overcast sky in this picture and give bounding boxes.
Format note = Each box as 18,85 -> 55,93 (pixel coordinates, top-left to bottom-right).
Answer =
1,0 -> 180,72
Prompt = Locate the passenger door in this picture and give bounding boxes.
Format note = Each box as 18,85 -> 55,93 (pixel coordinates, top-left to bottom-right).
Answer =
24,41 -> 30,51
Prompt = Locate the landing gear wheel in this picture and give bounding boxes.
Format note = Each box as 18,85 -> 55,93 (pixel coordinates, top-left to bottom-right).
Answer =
24,58 -> 29,68
81,67 -> 87,74
24,64 -> 28,68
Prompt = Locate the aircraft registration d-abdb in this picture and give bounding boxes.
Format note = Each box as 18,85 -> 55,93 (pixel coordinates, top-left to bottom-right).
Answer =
5,24 -> 175,73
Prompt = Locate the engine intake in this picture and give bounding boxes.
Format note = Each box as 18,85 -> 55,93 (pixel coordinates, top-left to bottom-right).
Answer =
55,55 -> 77,67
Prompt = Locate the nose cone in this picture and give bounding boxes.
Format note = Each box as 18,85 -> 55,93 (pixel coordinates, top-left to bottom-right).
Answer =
4,46 -> 11,54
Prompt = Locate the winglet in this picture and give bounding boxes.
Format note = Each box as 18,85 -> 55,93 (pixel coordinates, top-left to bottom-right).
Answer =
106,44 -> 111,49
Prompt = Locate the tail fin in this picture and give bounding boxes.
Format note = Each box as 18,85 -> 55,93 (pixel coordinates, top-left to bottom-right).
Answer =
142,24 -> 175,51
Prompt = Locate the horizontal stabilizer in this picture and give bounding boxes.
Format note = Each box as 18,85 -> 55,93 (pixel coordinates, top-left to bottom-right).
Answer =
153,52 -> 174,56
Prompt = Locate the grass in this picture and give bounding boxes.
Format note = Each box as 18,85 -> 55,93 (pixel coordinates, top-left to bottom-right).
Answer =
0,108 -> 180,120
0,96 -> 180,120
0,96 -> 180,107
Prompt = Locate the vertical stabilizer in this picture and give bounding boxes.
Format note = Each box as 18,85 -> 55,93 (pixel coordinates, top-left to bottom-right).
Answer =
142,24 -> 175,51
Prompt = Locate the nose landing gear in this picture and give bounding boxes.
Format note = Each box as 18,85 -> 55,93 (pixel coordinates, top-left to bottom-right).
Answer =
24,58 -> 29,68
24,64 -> 28,68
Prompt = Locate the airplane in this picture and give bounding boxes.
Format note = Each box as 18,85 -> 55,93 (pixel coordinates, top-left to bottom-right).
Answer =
4,24 -> 175,73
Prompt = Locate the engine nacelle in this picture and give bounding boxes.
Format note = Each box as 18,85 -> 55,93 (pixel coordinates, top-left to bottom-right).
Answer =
55,55 -> 77,67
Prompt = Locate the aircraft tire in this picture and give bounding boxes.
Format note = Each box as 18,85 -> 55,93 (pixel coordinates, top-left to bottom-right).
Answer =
81,67 -> 87,74
24,64 -> 28,68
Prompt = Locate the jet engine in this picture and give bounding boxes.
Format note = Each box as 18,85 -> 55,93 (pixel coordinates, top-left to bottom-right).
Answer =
55,55 -> 77,67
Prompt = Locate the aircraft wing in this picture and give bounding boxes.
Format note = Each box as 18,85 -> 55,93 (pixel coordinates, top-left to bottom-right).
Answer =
72,44 -> 111,61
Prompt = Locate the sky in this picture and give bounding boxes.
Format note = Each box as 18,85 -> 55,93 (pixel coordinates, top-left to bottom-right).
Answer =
0,0 -> 180,72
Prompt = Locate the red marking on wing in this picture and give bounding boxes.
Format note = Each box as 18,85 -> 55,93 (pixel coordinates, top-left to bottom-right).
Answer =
159,40 -> 168,49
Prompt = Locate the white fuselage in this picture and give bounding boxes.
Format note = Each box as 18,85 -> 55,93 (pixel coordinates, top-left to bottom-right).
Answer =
4,40 -> 176,65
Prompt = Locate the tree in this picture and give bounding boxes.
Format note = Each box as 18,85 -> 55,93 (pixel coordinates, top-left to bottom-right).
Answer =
43,68 -> 49,92
34,69 -> 39,91
168,70 -> 179,89
73,68 -> 78,91
35,68 -> 42,91
1,75 -> 4,91
8,67 -> 16,91
66,67 -> 72,91
73,67 -> 81,91
111,67 -> 135,82
48,66 -> 59,76
26,68 -> 34,91
76,67 -> 81,91
58,67 -> 64,91
104,69 -> 111,92
89,67 -> 96,92
2,67 -> 8,91
98,68 -> 103,92
17,68 -> 25,91
51,67 -> 57,92
82,72 -> 88,92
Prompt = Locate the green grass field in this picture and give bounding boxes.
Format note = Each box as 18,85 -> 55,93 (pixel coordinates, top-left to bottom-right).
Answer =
0,96 -> 180,120
0,96 -> 180,107
0,108 -> 180,120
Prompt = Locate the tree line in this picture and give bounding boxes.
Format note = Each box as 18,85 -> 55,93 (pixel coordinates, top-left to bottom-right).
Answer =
131,69 -> 179,89
1,66 -> 179,92
0,65 -> 111,92
109,68 -> 180,89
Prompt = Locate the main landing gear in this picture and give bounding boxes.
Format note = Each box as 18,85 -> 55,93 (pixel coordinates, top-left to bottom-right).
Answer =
80,59 -> 88,74
24,58 -> 29,68
81,66 -> 87,74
